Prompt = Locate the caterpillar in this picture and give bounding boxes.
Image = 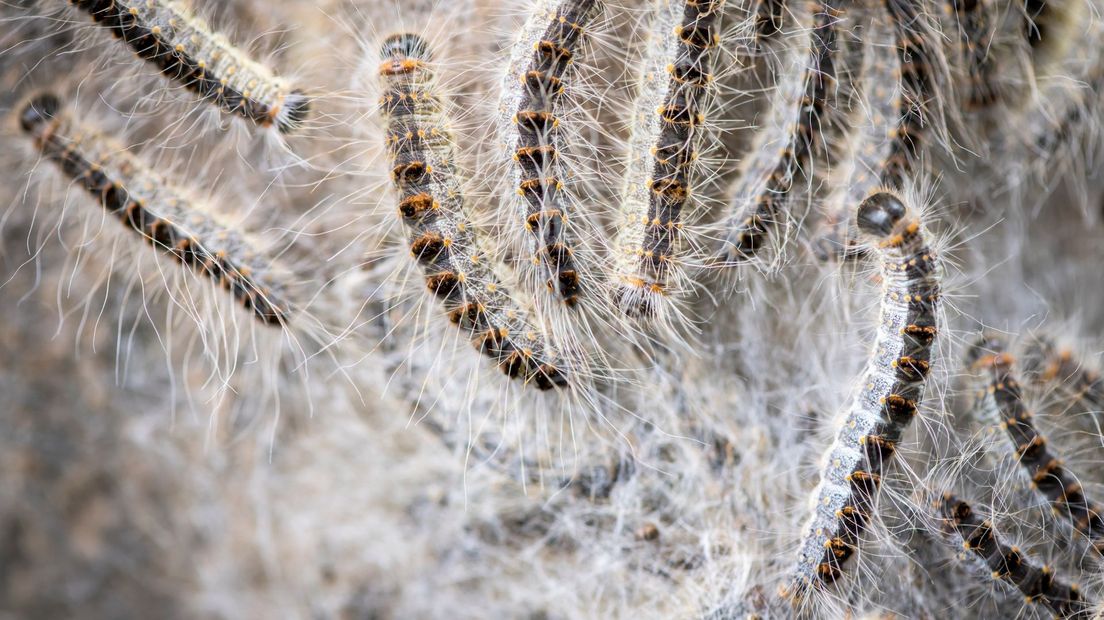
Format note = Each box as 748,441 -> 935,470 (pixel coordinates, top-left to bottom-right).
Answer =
937,492 -> 1093,619
610,0 -> 724,317
721,0 -> 838,264
814,1 -> 939,260
786,191 -> 940,598
1018,334 -> 1104,443
497,0 -> 603,307
881,0 -> 937,189
67,0 -> 310,133
378,32 -> 568,391
965,335 -> 1104,553
19,92 -> 292,326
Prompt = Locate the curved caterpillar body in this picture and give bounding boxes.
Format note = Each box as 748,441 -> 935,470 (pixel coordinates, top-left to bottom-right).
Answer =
19,93 -> 291,326
610,0 -> 723,317
69,0 -> 310,133
814,2 -> 938,260
498,0 -> 602,307
721,1 -> 839,263
379,33 -> 568,391
937,493 -> 1093,619
967,336 -> 1104,553
787,191 -> 940,597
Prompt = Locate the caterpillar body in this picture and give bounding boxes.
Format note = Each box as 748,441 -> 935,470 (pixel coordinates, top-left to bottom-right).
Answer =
812,12 -> 898,260
498,0 -> 603,307
611,0 -> 724,317
787,191 -> 940,597
721,1 -> 838,264
379,33 -> 568,391
19,93 -> 292,326
881,0 -> 937,189
69,0 -> 310,133
937,493 -> 1093,619
967,336 -> 1104,553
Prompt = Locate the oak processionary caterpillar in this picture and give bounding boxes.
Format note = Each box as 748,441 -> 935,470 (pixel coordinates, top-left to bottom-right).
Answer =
787,191 -> 940,598
19,93 -> 292,326
937,493 -> 1093,619
611,0 -> 723,317
812,11 -> 898,260
69,0 -> 310,133
498,0 -> 602,307
721,0 -> 840,264
966,336 -> 1104,553
881,0 -> 937,190
378,33 -> 568,391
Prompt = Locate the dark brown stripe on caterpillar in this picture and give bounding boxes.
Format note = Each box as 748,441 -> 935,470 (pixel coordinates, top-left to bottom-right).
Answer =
612,0 -> 724,317
948,0 -> 999,107
722,1 -> 842,263
504,0 -> 603,306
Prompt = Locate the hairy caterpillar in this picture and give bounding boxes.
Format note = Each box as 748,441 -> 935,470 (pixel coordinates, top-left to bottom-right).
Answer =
812,10 -> 896,260
68,0 -> 310,133
881,0 -> 937,189
378,32 -> 568,391
497,0 -> 602,307
7,1 -> 1104,618
720,1 -> 832,264
937,492 -> 1093,619
965,335 -> 1104,554
787,191 -> 940,598
19,92 -> 292,326
610,0 -> 723,317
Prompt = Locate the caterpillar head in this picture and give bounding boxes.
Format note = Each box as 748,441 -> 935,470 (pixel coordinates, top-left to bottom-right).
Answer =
856,191 -> 908,239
